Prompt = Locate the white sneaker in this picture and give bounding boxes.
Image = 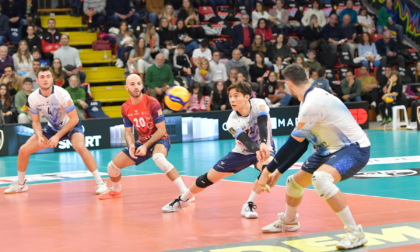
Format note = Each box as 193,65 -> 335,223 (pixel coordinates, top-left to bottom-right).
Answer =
376,114 -> 382,122
371,101 -> 376,108
406,121 -> 417,130
116,61 -> 124,68
271,103 -> 282,108
4,180 -> 28,194
181,190 -> 195,202
162,196 -> 191,213
95,181 -> 108,195
261,212 -> 300,233
264,97 -> 272,105
241,202 -> 258,219
336,225 -> 368,250
115,59 -> 121,66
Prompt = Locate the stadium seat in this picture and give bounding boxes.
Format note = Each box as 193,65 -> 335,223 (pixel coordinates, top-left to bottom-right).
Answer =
355,68 -> 361,78
64,32 -> 97,46
84,67 -> 125,83
90,86 -> 129,103
41,15 -> 83,29
199,6 -> 215,21
372,33 -> 383,43
78,49 -> 113,64
102,105 -> 122,118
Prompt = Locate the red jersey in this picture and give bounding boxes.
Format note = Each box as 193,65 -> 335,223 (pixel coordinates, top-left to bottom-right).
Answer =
121,94 -> 169,143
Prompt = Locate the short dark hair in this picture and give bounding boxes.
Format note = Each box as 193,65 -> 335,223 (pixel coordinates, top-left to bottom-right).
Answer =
227,81 -> 252,97
61,34 -> 70,40
32,48 -> 41,54
360,65 -> 368,70
317,67 -> 326,77
212,50 -> 220,56
346,70 -> 355,76
23,77 -> 33,84
4,64 -> 13,71
308,49 -> 316,54
177,43 -> 185,50
36,66 -> 54,78
309,68 -> 317,76
48,18 -> 56,23
200,39 -> 209,48
282,64 -> 309,86
33,59 -> 41,64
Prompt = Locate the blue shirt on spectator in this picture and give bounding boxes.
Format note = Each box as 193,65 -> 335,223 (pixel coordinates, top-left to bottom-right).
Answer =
358,43 -> 378,58
339,8 -> 358,25
342,24 -> 356,40
312,78 -> 332,93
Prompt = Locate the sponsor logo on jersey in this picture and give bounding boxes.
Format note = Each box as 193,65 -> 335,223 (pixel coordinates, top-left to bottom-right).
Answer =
259,104 -> 266,111
296,122 -> 305,130
228,127 -> 237,135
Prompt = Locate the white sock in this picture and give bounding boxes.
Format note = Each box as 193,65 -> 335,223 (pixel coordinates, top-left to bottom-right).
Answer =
336,206 -> 358,231
112,181 -> 121,192
180,189 -> 193,201
284,203 -> 298,223
173,177 -> 188,192
91,170 -> 103,184
247,190 -> 259,203
18,171 -> 26,184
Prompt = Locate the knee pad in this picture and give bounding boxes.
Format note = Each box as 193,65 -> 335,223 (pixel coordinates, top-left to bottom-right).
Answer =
286,174 -> 305,198
153,153 -> 174,174
312,171 -> 339,200
107,161 -> 121,177
195,173 -> 213,188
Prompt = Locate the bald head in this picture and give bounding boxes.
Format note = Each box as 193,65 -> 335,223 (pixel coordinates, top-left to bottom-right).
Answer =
0,46 -> 7,60
343,14 -> 351,25
155,53 -> 165,67
126,74 -> 142,85
383,30 -> 392,41
125,74 -> 143,98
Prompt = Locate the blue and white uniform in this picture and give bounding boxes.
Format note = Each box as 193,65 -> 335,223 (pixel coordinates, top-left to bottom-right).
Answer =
213,98 -> 275,173
293,87 -> 371,180
28,85 -> 84,141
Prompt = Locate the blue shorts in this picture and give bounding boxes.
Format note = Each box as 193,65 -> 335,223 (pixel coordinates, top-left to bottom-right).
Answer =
42,120 -> 84,141
213,151 -> 275,174
122,138 -> 171,166
301,144 -> 370,181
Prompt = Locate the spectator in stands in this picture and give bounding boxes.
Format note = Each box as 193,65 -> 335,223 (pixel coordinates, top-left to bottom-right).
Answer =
13,40 -> 33,76
379,70 -> 402,125
407,62 -> 420,130
312,67 -> 333,93
322,14 -> 348,54
0,83 -> 16,123
255,19 -> 273,44
306,49 -> 321,70
32,48 -> 47,67
225,68 -> 238,88
269,34 -> 292,64
0,4 -> 8,46
84,0 -> 107,33
359,65 -> 381,121
41,19 -> 61,65
70,0 -> 83,16
210,80 -> 229,110
192,39 -> 211,68
116,30 -> 135,68
0,64 -> 22,96
376,30 -> 405,68
252,2 -> 270,29
0,45 -> 13,76
250,34 -> 271,67
339,0 -> 358,26
169,0 -> 183,14
208,0 -> 227,14
249,52 -> 268,96
187,82 -> 206,112
162,4 -> 177,30
24,25 -> 41,53
232,14 -> 254,54
377,0 -> 404,41
15,78 -> 37,123
178,0 -> 200,26
308,68 -> 318,83
145,53 -> 174,98
173,43 -> 193,80
173,19 -> 199,54
263,71 -> 292,107
210,50 -> 227,83
194,58 -> 212,94
23,59 -> 40,90
357,6 -> 374,34
107,0 -> 140,30
295,55 -> 309,76
66,75 -> 87,120
269,56 -> 285,78
52,58 -> 68,88
158,18 -> 175,56
377,66 -> 392,96
304,14 -> 324,50
356,32 -> 381,72
341,70 -> 362,102
146,0 -> 164,27
301,0 -> 326,28
341,14 -> 357,59
128,38 -> 153,80
268,0 -> 291,37
225,49 -> 248,80
1,0 -> 27,28
54,34 -> 86,83
140,23 -> 164,59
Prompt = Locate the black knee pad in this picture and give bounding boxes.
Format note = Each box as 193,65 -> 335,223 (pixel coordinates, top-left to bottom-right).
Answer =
196,173 -> 213,188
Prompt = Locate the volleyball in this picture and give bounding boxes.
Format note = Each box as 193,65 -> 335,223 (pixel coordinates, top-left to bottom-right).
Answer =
164,86 -> 190,111
385,96 -> 394,103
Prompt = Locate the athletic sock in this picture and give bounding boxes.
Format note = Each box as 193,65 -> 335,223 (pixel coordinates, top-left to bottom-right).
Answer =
284,203 -> 298,223
112,181 -> 121,192
180,189 -> 193,201
173,177 -> 188,192
247,190 -> 259,203
336,206 -> 358,231
18,171 -> 26,185
91,170 -> 103,184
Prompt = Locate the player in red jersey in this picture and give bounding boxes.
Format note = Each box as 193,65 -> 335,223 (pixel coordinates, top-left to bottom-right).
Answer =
98,74 -> 189,200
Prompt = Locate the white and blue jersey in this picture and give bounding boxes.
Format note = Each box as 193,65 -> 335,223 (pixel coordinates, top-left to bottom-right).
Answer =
292,87 -> 370,156
28,86 -> 76,131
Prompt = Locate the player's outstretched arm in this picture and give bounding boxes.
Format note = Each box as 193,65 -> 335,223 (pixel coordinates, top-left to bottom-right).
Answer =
257,114 -> 270,162
124,126 -> 137,159
136,119 -> 166,156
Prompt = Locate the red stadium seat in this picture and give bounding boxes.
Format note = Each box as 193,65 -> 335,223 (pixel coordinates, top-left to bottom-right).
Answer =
355,68 -> 361,78
199,6 -> 215,21
372,33 -> 383,43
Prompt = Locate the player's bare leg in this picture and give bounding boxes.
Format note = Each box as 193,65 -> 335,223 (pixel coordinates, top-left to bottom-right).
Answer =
314,165 -> 367,250
4,135 -> 48,194
262,169 -> 312,232
70,133 -> 107,194
152,144 -> 189,198
98,151 -> 135,200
